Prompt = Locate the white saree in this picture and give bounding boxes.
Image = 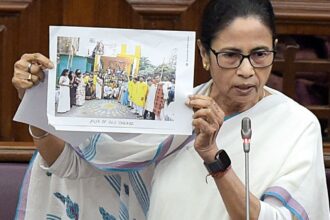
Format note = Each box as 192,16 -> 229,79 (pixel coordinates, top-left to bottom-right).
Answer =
16,80 -> 329,220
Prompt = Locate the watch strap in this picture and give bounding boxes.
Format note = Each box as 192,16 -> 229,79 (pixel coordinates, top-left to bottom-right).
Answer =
204,149 -> 231,174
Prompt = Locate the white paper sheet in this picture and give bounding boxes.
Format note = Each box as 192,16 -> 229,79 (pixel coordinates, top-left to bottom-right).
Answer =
47,26 -> 195,135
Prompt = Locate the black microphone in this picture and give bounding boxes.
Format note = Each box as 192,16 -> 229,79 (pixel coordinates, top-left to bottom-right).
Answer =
241,117 -> 252,153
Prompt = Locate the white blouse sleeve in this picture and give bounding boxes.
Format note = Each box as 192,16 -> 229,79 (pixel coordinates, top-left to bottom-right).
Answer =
258,197 -> 295,220
39,143 -> 106,179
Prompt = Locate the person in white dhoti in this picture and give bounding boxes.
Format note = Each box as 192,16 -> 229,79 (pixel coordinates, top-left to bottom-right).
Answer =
95,73 -> 103,99
12,0 -> 330,219
144,77 -> 157,120
103,84 -> 113,99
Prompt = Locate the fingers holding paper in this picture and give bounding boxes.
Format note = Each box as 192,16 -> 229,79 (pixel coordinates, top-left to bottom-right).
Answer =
12,53 -> 54,98
186,95 -> 225,162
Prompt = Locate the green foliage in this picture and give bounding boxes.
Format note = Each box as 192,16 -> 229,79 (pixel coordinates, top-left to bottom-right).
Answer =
139,56 -> 176,80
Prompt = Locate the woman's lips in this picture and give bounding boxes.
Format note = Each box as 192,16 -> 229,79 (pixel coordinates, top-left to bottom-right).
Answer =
234,84 -> 255,95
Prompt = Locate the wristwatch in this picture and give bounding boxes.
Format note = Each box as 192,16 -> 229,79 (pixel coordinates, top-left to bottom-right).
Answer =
204,149 -> 231,174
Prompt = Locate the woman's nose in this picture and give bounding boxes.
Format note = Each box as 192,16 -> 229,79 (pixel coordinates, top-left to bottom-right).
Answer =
237,57 -> 255,78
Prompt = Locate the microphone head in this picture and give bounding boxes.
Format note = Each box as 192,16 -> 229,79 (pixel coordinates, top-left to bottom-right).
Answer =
241,117 -> 252,139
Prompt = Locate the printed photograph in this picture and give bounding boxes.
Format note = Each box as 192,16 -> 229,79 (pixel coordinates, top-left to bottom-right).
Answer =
48,26 -> 195,134
55,36 -> 177,121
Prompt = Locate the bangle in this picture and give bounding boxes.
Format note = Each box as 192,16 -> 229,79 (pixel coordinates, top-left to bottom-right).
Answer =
28,125 -> 49,140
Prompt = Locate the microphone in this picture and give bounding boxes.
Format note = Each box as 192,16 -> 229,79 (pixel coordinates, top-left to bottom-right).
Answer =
241,117 -> 252,153
241,117 -> 252,220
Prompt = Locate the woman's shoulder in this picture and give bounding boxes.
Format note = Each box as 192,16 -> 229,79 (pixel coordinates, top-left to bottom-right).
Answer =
265,86 -> 319,125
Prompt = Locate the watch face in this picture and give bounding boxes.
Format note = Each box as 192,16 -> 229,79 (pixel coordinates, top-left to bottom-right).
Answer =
204,150 -> 231,174
217,150 -> 231,167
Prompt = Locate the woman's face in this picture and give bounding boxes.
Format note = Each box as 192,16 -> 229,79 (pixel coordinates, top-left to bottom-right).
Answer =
199,16 -> 274,114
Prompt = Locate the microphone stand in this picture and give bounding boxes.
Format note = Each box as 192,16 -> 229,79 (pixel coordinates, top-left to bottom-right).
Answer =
243,138 -> 250,220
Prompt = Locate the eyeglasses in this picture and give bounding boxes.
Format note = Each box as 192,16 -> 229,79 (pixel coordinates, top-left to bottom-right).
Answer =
210,48 -> 276,69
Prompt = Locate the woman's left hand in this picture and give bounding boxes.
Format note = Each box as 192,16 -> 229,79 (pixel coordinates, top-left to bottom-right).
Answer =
186,95 -> 225,162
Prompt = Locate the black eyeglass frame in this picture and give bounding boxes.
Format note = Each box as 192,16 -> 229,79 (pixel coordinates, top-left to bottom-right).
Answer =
209,48 -> 277,69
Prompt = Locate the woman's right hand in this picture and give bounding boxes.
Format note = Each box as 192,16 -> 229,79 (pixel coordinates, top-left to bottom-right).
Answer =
12,53 -> 54,99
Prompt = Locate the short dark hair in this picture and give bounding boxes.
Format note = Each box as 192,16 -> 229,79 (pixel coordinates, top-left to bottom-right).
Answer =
200,0 -> 276,51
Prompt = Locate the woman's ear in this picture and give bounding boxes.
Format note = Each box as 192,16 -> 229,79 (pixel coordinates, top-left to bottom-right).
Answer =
197,39 -> 210,71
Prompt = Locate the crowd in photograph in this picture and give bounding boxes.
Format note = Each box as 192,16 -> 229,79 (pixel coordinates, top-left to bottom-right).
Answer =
56,67 -> 176,121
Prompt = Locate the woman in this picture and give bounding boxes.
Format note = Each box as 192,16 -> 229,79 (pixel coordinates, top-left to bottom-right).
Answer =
85,76 -> 94,100
12,0 -> 329,219
57,69 -> 71,113
75,71 -> 86,106
68,70 -> 78,107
